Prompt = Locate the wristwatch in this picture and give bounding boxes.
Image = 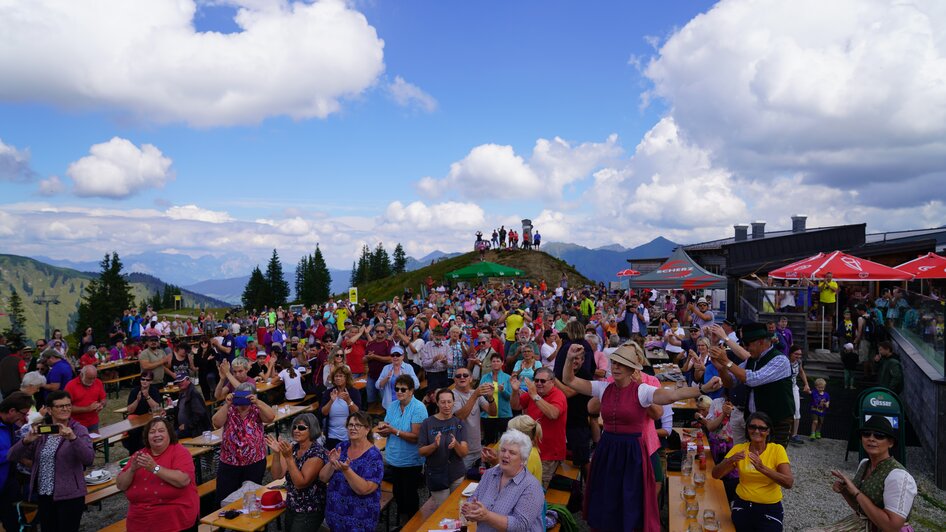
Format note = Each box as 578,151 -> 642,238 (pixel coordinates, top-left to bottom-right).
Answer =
725,361 -> 733,369
152,465 -> 161,474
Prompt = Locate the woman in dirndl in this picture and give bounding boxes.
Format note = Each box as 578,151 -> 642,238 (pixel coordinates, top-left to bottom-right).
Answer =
563,341 -> 721,531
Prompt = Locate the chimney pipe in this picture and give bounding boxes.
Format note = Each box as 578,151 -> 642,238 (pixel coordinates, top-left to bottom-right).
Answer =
791,215 -> 807,233
751,221 -> 766,239
734,224 -> 748,242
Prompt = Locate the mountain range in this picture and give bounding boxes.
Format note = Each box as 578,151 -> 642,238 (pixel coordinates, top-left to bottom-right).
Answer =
540,237 -> 679,282
32,239 -> 678,305
0,254 -> 229,340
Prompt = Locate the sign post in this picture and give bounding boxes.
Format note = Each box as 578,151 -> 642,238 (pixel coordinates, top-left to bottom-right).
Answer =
349,287 -> 358,308
853,387 -> 906,465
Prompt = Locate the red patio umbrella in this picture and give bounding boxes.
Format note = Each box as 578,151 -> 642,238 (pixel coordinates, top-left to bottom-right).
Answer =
617,268 -> 641,277
769,250 -> 914,281
895,252 -> 946,279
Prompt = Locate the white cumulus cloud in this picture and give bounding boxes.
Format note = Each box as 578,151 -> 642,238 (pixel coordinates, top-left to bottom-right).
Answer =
644,0 -> 946,207
0,0 -> 386,127
419,136 -> 620,200
388,76 -> 438,112
0,139 -> 35,182
165,204 -> 233,223
67,137 -> 174,198
37,176 -> 64,196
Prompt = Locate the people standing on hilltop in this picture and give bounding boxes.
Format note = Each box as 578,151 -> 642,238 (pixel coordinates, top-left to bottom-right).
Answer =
498,226 -> 507,248
533,230 -> 541,250
491,229 -> 499,248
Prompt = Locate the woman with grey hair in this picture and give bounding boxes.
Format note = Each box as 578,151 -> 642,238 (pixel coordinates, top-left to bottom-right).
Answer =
20,371 -> 46,405
265,412 -> 328,531
463,429 -> 545,531
212,381 -> 276,507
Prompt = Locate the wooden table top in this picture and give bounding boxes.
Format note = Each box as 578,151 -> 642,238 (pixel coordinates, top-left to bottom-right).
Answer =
199,479 -> 287,532
96,359 -> 139,370
662,384 -> 697,410
180,428 -> 223,447
93,412 -> 154,443
415,478 -> 475,531
667,428 -> 734,532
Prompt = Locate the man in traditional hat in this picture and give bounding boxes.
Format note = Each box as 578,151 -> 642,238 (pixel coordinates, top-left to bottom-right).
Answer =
714,322 -> 794,446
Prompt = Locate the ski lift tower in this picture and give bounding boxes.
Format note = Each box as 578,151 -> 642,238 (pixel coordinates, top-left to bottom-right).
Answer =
33,295 -> 60,340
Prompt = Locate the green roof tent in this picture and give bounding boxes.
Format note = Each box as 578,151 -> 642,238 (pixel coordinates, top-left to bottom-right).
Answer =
446,261 -> 525,280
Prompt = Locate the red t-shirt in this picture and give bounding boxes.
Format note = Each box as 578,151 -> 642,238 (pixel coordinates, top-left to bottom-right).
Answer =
245,348 -> 258,361
64,377 -> 106,428
347,339 -> 367,374
122,443 -> 199,532
518,386 -> 568,460
126,344 -> 142,359
78,354 -> 98,368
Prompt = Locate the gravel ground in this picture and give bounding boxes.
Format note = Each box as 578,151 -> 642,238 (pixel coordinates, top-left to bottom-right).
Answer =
73,389 -> 945,531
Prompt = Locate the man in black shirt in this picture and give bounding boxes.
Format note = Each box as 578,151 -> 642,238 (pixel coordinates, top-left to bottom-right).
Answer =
561,346 -> 594,478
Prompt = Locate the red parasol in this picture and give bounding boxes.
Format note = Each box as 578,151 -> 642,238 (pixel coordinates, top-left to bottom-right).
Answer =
769,250 -> 914,281
895,252 -> 946,279
617,268 -> 641,277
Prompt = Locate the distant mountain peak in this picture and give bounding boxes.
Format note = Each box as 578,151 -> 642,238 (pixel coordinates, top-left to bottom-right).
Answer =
595,243 -> 627,252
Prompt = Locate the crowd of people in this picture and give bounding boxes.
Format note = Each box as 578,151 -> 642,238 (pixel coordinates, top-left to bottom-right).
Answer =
0,274 -> 921,531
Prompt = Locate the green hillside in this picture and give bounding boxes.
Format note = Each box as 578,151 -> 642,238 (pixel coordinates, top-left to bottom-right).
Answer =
349,249 -> 594,303
0,254 -> 228,340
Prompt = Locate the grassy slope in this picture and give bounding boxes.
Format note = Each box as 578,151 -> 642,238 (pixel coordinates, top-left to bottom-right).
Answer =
351,249 -> 594,303
0,254 -> 226,339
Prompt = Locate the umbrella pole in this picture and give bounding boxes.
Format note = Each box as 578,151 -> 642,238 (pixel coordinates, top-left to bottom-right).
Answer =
821,305 -> 825,351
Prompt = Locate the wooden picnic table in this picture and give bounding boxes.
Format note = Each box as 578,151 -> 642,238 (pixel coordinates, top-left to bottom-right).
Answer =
180,428 -> 223,447
414,478 -> 475,530
668,428 -> 735,532
662,383 -> 697,410
92,413 -> 154,462
199,479 -> 287,532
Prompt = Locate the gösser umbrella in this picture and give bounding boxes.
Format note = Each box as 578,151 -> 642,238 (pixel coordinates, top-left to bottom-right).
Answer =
769,250 -> 914,281
895,252 -> 946,279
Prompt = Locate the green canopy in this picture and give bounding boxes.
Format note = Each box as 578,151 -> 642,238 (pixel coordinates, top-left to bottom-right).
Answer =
446,261 -> 525,280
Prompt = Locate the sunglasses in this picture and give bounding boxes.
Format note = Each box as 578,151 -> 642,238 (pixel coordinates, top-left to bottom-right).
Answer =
347,423 -> 366,429
293,424 -> 309,432
533,379 -> 550,384
861,431 -> 889,440
455,374 -> 470,379
747,425 -> 770,432
395,387 -> 411,393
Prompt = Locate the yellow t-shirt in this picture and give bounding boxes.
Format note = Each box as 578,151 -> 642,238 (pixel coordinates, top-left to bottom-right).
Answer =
819,280 -> 838,304
336,308 -> 349,331
491,442 -> 543,482
726,442 -> 790,504
505,312 -> 525,341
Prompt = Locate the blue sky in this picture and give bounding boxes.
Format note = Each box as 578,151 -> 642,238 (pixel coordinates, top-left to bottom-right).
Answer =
0,0 -> 944,272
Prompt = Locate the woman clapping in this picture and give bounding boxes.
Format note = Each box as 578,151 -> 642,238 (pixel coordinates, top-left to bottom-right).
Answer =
318,412 -> 384,532
116,417 -> 199,532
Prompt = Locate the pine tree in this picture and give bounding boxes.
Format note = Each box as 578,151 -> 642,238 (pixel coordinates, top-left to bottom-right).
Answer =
2,288 -> 27,349
312,245 -> 331,303
392,243 -> 407,274
76,252 -> 135,343
242,266 -> 269,311
370,243 -> 392,281
295,255 -> 309,304
349,261 -> 358,287
264,250 -> 290,307
355,245 -> 371,285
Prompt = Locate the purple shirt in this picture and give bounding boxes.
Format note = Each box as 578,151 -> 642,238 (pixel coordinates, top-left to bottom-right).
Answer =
471,464 -> 545,532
